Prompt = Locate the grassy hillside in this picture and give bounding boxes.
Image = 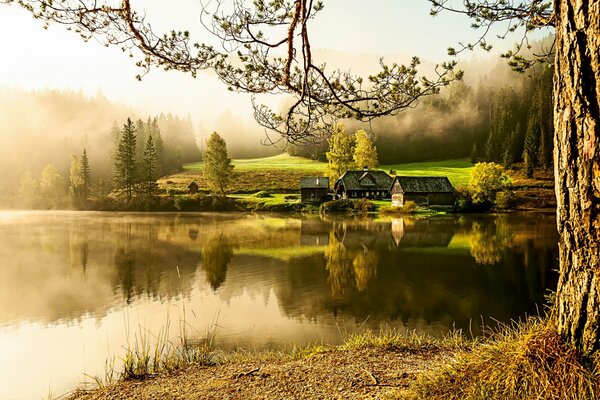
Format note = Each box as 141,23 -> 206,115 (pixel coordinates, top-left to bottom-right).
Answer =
383,159 -> 474,187
163,154 -> 474,194
185,153 -> 325,171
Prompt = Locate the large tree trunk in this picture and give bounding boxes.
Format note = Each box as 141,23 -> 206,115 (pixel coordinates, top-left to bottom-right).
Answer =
554,0 -> 600,355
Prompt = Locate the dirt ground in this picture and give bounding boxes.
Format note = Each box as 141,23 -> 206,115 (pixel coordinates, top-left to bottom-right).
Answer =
69,346 -> 450,400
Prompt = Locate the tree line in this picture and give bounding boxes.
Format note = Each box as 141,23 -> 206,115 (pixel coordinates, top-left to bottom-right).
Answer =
14,115 -> 200,209
288,58 -> 553,179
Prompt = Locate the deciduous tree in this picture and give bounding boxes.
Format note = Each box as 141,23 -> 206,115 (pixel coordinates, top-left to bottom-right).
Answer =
353,130 -> 378,170
203,132 -> 234,195
325,124 -> 355,182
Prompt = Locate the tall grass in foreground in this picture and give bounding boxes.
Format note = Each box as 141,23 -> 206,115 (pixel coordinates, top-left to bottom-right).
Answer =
397,317 -> 600,400
83,308 -> 219,390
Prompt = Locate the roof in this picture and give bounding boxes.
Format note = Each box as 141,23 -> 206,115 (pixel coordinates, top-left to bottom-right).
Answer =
392,176 -> 454,193
188,181 -> 199,188
336,170 -> 393,191
300,177 -> 329,189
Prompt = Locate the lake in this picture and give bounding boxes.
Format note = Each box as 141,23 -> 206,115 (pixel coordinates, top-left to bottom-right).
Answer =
0,211 -> 558,399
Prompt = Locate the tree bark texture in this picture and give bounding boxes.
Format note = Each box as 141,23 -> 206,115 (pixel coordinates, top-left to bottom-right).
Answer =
554,0 -> 600,355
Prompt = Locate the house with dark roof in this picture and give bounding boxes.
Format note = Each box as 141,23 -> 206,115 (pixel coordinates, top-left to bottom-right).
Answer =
333,168 -> 393,200
300,177 -> 330,203
390,176 -> 455,207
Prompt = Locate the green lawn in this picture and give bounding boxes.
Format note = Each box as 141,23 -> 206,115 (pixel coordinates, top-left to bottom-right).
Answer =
382,159 -> 474,187
185,153 -> 326,171
174,154 -> 473,193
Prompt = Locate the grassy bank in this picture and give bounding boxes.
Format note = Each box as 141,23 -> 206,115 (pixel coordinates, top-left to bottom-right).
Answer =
160,154 -> 475,195
66,317 -> 598,400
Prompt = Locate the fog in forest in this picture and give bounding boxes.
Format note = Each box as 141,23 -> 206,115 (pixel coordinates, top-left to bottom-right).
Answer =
0,35 -> 553,197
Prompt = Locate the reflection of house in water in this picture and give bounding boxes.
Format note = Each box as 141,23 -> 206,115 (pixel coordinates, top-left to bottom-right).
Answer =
300,219 -> 330,246
389,217 -> 455,248
391,218 -> 405,247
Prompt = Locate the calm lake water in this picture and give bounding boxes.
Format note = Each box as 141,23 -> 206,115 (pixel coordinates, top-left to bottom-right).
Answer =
0,211 -> 558,399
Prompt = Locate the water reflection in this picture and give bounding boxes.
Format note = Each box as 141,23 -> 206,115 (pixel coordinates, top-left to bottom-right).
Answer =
0,211 -> 559,399
202,232 -> 235,290
0,212 -> 559,328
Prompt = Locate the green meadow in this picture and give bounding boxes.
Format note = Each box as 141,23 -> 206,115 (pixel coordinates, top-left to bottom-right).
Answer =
172,153 -> 474,194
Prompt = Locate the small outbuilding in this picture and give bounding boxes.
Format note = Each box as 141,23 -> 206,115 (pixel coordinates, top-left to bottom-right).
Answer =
333,168 -> 393,200
188,181 -> 199,194
390,176 -> 455,207
300,177 -> 330,203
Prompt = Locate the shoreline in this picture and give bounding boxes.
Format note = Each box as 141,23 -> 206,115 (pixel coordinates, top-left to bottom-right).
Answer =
65,318 -> 599,400
66,330 -> 464,400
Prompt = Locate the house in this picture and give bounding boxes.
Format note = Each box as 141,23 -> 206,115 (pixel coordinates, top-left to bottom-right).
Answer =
300,177 -> 330,203
333,168 -> 393,199
390,176 -> 455,207
188,181 -> 199,194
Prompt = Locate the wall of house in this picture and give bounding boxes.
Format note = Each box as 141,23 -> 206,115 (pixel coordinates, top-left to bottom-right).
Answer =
301,188 -> 328,203
427,193 -> 455,206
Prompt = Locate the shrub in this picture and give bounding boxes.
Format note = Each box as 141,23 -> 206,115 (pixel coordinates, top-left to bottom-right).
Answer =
319,199 -> 374,214
495,190 -> 516,210
174,194 -> 238,211
380,200 -> 418,214
253,190 -> 274,198
402,200 -> 417,212
468,162 -> 511,205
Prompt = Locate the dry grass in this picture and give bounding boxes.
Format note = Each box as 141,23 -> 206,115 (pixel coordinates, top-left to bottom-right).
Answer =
396,317 -> 599,400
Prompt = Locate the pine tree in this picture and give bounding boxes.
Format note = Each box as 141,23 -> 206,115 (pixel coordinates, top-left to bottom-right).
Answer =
470,143 -> 478,164
109,121 -> 120,162
486,89 -> 515,162
203,132 -> 234,195
149,117 -> 165,176
538,127 -> 551,170
80,148 -> 91,203
140,134 -> 159,198
135,118 -> 147,164
511,122 -> 523,163
325,124 -> 356,182
114,118 -> 137,202
353,129 -> 378,170
502,134 -> 513,169
523,108 -> 539,178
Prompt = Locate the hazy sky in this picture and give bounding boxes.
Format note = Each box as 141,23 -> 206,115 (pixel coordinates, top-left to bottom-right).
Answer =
0,1 -> 546,126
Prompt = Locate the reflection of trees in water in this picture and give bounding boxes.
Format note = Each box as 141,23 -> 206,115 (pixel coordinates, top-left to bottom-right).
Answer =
352,246 -> 378,292
112,222 -> 199,303
201,233 -> 234,290
325,231 -> 378,296
69,225 -> 89,271
468,216 -> 512,265
275,214 -> 559,336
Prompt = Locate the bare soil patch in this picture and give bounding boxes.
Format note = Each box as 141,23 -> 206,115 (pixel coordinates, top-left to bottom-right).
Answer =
69,347 -> 450,400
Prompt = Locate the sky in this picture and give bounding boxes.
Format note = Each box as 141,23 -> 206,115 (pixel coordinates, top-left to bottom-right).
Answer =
0,0 -> 547,127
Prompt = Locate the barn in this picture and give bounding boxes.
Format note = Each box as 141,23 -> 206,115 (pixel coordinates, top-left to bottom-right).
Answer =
187,181 -> 199,194
333,168 -> 393,199
300,177 -> 330,203
390,176 -> 455,207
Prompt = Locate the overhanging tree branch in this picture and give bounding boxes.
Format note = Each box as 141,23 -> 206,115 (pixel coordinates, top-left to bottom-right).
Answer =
2,0 -> 461,143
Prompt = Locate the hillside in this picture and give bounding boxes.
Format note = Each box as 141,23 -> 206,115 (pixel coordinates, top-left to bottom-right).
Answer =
159,154 -> 474,194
